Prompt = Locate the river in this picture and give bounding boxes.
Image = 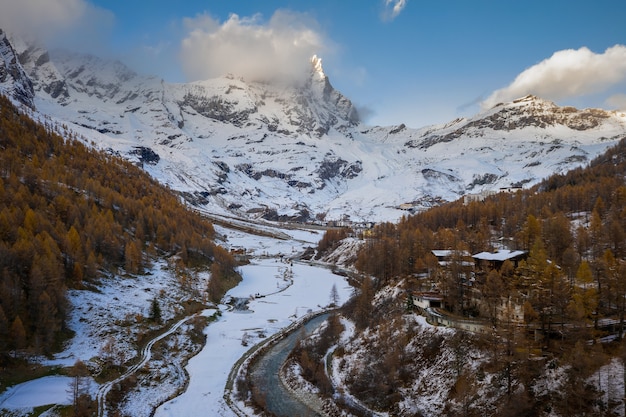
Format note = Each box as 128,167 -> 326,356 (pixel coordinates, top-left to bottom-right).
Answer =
155,225 -> 352,416
249,313 -> 329,417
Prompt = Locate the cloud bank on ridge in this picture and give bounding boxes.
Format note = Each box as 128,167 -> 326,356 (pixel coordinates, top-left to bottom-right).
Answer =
180,11 -> 329,82
482,45 -> 626,110
0,0 -> 113,49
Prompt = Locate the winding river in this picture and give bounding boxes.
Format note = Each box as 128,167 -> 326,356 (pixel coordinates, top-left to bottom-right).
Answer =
248,313 -> 329,417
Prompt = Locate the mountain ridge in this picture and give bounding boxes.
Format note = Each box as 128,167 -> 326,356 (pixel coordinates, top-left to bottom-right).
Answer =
2,34 -> 626,223
0,29 -> 34,108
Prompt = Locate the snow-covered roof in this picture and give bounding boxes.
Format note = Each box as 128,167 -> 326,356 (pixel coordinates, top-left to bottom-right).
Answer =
414,292 -> 444,301
472,249 -> 527,261
431,250 -> 471,258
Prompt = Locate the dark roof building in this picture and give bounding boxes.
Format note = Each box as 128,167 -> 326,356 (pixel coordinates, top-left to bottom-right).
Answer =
472,249 -> 527,270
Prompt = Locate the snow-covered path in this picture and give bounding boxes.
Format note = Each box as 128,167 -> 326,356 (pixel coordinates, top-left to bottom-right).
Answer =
96,312 -> 203,417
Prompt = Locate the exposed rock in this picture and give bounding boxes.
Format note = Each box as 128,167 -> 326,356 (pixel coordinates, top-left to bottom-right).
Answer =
317,157 -> 362,181
181,93 -> 256,126
0,29 -> 35,108
407,95 -> 617,150
130,146 -> 160,165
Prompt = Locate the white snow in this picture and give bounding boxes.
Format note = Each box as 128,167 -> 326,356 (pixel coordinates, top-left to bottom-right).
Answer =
11,41 -> 626,225
155,227 -> 352,417
0,376 -> 73,408
0,224 -> 352,417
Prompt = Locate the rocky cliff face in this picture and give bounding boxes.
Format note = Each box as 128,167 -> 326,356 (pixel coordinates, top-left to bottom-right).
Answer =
405,95 -> 619,149
0,29 -> 34,108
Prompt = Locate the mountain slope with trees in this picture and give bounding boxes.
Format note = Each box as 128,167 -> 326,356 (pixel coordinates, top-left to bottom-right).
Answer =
4,34 -> 626,224
294,137 -> 626,416
0,95 -> 238,360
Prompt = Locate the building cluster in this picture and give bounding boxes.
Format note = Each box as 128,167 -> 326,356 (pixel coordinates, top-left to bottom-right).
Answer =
411,249 -> 529,332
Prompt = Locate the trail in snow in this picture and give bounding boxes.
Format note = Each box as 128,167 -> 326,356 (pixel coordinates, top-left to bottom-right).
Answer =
96,313 -> 200,417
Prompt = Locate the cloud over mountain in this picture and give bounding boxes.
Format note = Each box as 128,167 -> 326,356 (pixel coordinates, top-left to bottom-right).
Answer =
180,10 -> 329,82
483,45 -> 626,109
0,0 -> 113,47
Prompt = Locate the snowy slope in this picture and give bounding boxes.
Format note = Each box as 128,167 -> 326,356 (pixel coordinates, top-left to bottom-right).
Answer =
8,37 -> 626,223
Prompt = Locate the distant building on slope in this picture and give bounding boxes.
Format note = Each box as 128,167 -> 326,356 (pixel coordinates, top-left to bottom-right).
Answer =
463,186 -> 522,205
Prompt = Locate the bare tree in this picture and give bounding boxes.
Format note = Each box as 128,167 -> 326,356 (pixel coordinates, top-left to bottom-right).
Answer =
68,360 -> 92,417
329,283 -> 340,307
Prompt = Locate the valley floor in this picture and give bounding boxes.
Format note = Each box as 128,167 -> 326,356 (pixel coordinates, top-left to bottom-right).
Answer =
0,222 -> 353,417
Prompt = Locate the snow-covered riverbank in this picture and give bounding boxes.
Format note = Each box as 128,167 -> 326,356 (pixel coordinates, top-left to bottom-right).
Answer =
0,224 -> 352,417
155,226 -> 352,416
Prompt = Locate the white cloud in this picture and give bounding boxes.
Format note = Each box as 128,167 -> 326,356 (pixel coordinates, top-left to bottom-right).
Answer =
482,45 -> 626,109
382,0 -> 408,21
180,10 -> 328,82
0,0 -> 113,47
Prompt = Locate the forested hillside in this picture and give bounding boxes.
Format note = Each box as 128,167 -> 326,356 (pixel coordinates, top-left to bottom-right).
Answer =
355,137 -> 625,282
353,137 -> 626,326
299,137 -> 626,416
0,95 -> 238,358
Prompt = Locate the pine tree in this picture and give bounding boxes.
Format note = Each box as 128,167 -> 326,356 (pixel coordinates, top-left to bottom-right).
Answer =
405,291 -> 415,312
0,305 -> 8,352
149,297 -> 162,324
9,315 -> 26,354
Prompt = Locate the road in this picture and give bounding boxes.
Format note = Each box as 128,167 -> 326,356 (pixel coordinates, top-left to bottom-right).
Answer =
96,313 -> 199,417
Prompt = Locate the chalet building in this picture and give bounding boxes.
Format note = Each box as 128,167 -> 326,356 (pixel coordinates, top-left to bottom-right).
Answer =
472,249 -> 528,270
431,250 -> 473,267
413,292 -> 444,312
408,250 -> 530,331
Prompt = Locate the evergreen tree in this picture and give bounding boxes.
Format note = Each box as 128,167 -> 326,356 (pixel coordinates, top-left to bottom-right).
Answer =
150,297 -> 162,324
405,291 -> 415,312
9,315 -> 26,354
0,305 -> 8,352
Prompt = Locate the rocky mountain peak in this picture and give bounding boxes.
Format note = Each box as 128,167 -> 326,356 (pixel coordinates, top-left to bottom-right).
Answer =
407,95 -> 620,150
302,54 -> 359,129
310,54 -> 325,80
489,94 -> 613,131
0,29 -> 34,108
1,32 -> 624,224
10,37 -> 69,101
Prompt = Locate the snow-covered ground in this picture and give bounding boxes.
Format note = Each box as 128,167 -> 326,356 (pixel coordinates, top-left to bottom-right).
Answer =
0,224 -> 351,417
0,376 -> 97,410
155,226 -> 352,416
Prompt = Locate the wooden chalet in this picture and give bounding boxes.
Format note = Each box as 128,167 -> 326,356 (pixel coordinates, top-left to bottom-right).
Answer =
472,249 -> 528,271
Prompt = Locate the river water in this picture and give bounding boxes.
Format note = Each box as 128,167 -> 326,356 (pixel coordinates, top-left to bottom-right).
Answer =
250,313 -> 329,417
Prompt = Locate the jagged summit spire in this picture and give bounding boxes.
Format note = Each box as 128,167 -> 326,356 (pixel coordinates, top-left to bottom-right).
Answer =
310,55 -> 325,79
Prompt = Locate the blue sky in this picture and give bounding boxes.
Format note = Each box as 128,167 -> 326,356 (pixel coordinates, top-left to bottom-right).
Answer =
1,0 -> 625,128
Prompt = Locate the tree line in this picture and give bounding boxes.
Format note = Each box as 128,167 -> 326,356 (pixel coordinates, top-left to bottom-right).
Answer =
353,138 -> 626,329
306,137 -> 626,415
0,95 -> 237,358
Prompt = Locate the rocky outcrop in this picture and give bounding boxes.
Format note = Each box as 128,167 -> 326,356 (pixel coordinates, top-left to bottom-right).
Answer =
13,41 -> 68,100
0,29 -> 34,108
407,95 -> 617,149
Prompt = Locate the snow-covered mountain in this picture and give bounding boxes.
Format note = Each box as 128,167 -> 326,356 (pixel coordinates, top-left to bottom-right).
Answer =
4,35 -> 626,223
0,29 -> 34,108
